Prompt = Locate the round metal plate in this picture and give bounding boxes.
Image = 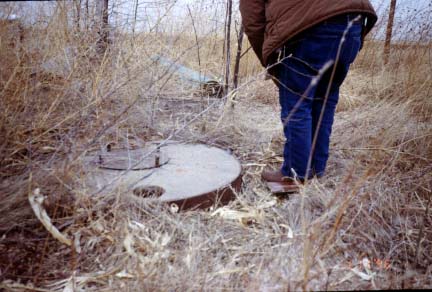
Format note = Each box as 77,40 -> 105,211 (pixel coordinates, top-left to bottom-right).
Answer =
85,143 -> 242,210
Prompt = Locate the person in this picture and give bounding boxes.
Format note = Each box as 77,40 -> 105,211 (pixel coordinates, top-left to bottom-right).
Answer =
240,0 -> 377,192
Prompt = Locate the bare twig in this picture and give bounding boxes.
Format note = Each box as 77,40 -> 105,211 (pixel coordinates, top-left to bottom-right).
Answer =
416,194 -> 431,265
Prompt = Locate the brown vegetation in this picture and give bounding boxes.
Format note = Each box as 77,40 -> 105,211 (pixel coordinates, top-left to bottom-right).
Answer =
0,1 -> 431,291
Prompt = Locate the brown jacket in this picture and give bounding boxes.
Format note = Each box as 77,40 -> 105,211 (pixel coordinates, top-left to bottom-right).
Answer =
239,0 -> 377,67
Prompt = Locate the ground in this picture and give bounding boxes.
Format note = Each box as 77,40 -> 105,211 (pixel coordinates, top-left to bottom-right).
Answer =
2,67 -> 430,291
0,7 -> 431,288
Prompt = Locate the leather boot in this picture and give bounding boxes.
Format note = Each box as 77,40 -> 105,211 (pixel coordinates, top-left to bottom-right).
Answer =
261,169 -> 301,193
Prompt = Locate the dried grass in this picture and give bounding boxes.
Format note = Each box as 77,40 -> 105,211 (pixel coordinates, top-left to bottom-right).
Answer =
1,1 -> 431,291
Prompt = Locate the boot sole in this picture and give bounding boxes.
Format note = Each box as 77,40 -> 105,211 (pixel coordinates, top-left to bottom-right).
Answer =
266,182 -> 300,194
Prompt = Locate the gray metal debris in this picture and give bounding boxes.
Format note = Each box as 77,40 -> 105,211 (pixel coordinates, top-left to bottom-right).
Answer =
152,55 -> 224,97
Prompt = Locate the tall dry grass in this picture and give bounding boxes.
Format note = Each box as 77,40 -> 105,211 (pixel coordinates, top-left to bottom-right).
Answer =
1,1 -> 431,291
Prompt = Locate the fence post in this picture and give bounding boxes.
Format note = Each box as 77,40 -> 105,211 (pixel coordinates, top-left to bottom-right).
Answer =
224,0 -> 233,95
233,24 -> 244,91
384,0 -> 397,64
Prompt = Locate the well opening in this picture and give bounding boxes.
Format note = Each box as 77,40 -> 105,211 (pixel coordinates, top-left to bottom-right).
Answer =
133,186 -> 165,198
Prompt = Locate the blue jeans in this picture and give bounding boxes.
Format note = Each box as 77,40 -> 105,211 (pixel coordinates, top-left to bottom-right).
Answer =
277,18 -> 362,179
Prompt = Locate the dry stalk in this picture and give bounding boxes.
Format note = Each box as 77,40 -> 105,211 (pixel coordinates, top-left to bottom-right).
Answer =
1,1 -> 431,290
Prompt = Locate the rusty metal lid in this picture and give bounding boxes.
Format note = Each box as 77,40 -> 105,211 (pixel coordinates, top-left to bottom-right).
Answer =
85,142 -> 242,211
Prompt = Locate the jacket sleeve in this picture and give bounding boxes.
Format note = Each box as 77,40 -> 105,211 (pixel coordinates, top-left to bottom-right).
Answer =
239,0 -> 266,66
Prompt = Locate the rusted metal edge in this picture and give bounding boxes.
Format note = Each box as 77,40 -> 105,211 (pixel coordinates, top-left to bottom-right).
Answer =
98,159 -> 170,171
164,172 -> 243,211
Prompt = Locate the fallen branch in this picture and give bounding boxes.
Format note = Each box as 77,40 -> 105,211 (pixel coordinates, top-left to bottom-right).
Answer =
28,188 -> 72,246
